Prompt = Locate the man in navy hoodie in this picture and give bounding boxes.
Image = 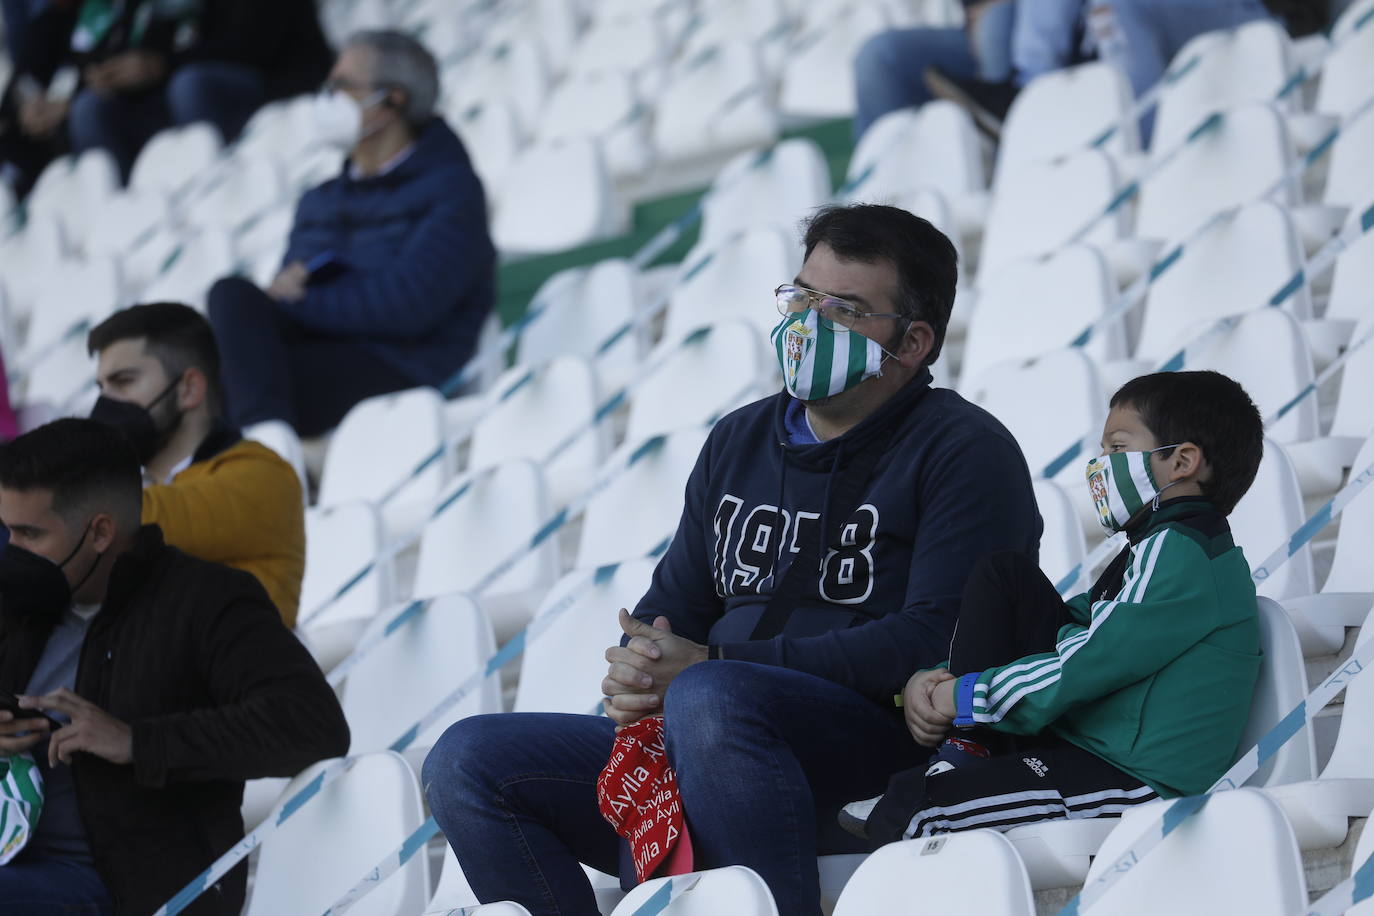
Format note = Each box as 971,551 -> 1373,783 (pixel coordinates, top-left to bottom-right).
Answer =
423,205 -> 1042,916
207,31 -> 495,437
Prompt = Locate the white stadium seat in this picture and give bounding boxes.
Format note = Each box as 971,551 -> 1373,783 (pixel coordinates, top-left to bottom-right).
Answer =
653,41 -> 779,164
698,139 -> 830,248
493,140 -> 625,255
1080,789 -> 1306,915
664,226 -> 800,343
842,101 -> 983,211
129,122 -> 224,198
296,500 -> 391,672
341,593 -> 500,765
625,321 -> 766,444
1230,439 -> 1316,601
611,865 -> 778,916
246,752 -> 430,916
516,259 -> 645,386
834,831 -> 1034,915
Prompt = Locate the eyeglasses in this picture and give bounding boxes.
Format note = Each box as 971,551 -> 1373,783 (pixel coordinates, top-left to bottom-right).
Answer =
774,285 -> 906,332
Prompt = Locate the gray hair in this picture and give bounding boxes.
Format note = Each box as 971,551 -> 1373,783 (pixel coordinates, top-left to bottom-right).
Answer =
345,29 -> 439,130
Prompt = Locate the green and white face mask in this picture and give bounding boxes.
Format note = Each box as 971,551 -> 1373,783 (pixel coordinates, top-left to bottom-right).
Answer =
1085,446 -> 1181,533
770,309 -> 891,402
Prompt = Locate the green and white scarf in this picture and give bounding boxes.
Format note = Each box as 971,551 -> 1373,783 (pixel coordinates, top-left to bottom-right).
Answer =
0,753 -> 44,865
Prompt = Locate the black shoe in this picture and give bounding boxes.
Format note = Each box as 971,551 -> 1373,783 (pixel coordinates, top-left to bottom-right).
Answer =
923,66 -> 1018,140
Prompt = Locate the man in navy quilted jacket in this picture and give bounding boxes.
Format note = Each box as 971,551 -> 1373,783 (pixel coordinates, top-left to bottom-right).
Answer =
207,30 -> 494,437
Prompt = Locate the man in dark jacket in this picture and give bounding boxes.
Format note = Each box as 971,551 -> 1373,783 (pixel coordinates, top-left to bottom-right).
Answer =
207,30 -> 496,438
422,205 -> 1042,916
0,418 -> 349,914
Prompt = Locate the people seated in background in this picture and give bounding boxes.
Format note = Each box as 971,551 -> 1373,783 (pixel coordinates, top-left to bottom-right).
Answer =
853,0 -> 1016,141
848,371 -> 1265,846
0,0 -> 331,192
924,0 -> 1275,139
422,204 -> 1043,916
87,303 -> 306,626
207,30 -> 496,439
0,419 -> 348,915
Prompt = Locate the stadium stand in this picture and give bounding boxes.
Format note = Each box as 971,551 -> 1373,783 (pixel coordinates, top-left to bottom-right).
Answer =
2,0 -> 1373,913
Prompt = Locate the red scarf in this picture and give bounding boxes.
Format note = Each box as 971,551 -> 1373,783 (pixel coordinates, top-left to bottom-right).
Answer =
597,716 -> 695,883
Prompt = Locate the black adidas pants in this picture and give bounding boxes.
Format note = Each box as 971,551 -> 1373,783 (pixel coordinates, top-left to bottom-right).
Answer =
865,552 -> 1158,847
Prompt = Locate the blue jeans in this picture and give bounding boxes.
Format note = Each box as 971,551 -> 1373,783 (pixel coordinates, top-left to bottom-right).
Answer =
423,661 -> 928,916
1014,0 -> 1272,93
68,61 -> 266,180
0,853 -> 113,914
852,0 -> 1015,141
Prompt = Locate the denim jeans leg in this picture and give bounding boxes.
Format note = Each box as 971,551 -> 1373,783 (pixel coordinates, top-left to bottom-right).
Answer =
1011,0 -> 1085,85
0,853 -> 113,914
66,87 -> 168,182
423,713 -> 622,916
972,0 -> 1018,81
852,26 -> 980,141
166,62 -> 268,143
663,662 -> 928,916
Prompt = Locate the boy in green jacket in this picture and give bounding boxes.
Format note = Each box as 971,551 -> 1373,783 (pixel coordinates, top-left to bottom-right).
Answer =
850,370 -> 1266,845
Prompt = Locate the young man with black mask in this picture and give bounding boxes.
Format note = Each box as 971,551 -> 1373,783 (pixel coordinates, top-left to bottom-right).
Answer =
0,418 -> 348,914
86,303 -> 305,626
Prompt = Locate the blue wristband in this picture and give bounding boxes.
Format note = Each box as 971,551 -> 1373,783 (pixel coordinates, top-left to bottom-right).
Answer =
954,672 -> 981,728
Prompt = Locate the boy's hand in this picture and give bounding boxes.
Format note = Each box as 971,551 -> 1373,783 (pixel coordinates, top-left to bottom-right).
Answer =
903,668 -> 954,747
931,678 -> 957,720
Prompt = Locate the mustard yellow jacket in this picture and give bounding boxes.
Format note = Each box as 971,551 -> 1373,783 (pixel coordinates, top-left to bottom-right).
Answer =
142,429 -> 305,626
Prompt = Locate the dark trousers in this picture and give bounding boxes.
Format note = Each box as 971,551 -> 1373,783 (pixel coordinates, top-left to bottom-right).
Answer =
207,276 -> 417,437
423,662 -> 930,916
0,852 -> 112,914
67,62 -> 266,181
866,552 -> 1156,846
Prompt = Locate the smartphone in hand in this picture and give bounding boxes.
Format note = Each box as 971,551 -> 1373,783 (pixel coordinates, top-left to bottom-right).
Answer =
0,690 -> 61,731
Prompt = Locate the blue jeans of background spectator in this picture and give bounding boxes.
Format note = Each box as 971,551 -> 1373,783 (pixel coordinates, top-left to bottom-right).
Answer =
852,0 -> 1015,141
68,61 -> 267,181
1013,0 -> 1271,94
423,661 -> 929,916
0,852 -> 113,914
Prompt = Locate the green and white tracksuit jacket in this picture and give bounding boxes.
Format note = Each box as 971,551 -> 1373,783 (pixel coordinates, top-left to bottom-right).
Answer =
953,499 -> 1262,798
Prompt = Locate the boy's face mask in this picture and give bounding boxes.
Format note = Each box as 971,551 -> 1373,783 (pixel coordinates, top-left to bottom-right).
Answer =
1085,446 -> 1181,533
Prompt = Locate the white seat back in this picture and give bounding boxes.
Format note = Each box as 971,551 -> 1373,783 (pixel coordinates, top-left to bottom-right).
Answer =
1152,20 -> 1294,152
129,122 -> 223,197
245,752 -> 430,916
610,866 -> 778,916
243,419 -> 307,489
979,149 -> 1123,277
318,386 -> 449,513
516,259 -> 642,374
665,227 -> 800,343
996,62 -> 1137,183
963,349 -> 1106,485
1314,13 -> 1374,120
469,356 -> 606,509
626,322 -> 764,444
514,559 -> 658,714
1135,201 -> 1311,363
1035,479 -> 1087,587
1136,102 -> 1292,244
698,139 -> 830,247
654,41 -> 779,162
1242,597 -> 1319,787
1323,434 -> 1374,593
834,831 -> 1035,916
299,501 -> 390,631
493,140 -> 620,256
577,427 -> 710,569
1231,439 -> 1315,600
1081,789 -> 1306,915
843,101 -> 983,203
341,593 -> 500,754
963,245 -> 1124,385
413,460 -> 558,605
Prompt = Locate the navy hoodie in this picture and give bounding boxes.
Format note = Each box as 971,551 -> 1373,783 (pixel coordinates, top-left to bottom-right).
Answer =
633,371 -> 1043,705
281,118 -> 496,387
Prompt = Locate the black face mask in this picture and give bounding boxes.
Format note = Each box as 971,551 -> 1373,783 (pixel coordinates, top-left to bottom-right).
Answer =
0,524 -> 101,619
89,376 -> 182,465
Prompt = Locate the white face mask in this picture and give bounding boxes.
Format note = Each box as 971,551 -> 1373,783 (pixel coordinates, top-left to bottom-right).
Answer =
311,89 -> 385,150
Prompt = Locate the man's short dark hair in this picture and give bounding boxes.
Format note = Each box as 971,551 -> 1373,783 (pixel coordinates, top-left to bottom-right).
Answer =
1110,371 -> 1264,515
801,204 -> 959,365
87,303 -> 223,413
0,419 -> 142,525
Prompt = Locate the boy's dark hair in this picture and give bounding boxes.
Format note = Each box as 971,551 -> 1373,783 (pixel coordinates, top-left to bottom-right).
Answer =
0,419 -> 142,525
1110,371 -> 1264,514
802,204 -> 959,365
87,303 -> 223,414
